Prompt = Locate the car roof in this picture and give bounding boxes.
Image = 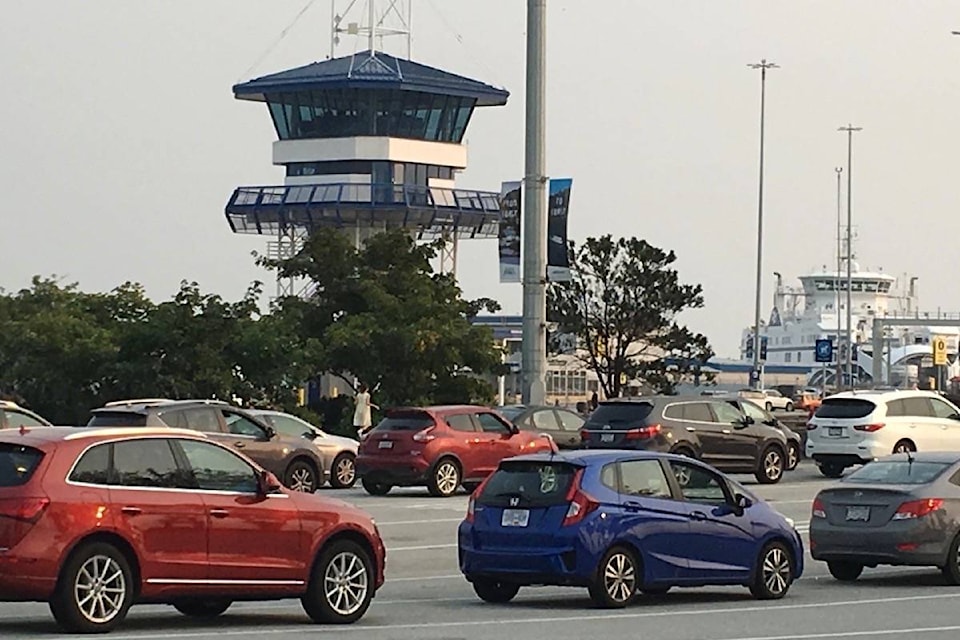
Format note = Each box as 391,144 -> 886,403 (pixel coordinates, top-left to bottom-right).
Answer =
0,426 -> 208,447
92,399 -> 232,413
388,405 -> 496,415
873,451 -> 960,464
824,389 -> 945,402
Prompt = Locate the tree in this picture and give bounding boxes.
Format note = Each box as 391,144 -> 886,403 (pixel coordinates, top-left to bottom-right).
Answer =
547,235 -> 713,397
262,229 -> 504,408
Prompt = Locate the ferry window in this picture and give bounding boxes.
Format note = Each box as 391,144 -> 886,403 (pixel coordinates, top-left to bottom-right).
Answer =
785,353 -> 792,363
851,281 -> 863,292
797,352 -> 803,362
865,282 -> 878,292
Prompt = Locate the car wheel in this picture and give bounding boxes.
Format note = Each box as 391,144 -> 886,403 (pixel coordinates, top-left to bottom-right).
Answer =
941,533 -> 960,585
588,546 -> 639,608
173,599 -> 232,618
428,458 -> 461,497
49,542 -> 134,633
749,541 -> 794,599
755,446 -> 784,484
302,540 -> 373,624
765,402 -> 774,412
893,440 -> 916,455
285,459 -> 318,493
471,578 -> 520,603
361,478 -> 392,496
785,402 -> 794,412
818,462 -> 846,479
828,561 -> 863,582
786,442 -> 800,471
329,453 -> 357,489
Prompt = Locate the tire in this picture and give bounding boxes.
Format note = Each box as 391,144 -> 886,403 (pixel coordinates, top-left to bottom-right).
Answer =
893,440 -> 916,455
329,453 -> 357,489
940,533 -> 960,585
285,459 -> 319,493
427,458 -> 461,497
786,442 -> 800,471
471,578 -> 520,603
588,546 -> 639,608
173,599 -> 232,618
48,542 -> 135,633
749,541 -> 794,599
301,540 -> 374,624
818,462 -> 846,479
361,478 -> 392,496
828,560 -> 864,582
755,445 -> 785,484
785,402 -> 794,412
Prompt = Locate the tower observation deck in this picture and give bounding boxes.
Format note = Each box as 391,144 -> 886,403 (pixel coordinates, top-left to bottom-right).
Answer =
225,23 -> 510,293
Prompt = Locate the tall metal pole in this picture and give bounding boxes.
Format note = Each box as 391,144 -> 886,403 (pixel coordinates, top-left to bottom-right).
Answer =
748,59 -> 778,389
834,166 -> 843,390
838,124 -> 862,388
521,0 -> 547,405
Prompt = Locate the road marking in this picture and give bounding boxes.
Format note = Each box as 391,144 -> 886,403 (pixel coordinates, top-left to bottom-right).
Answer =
734,626 -> 960,639
388,543 -> 458,552
388,573 -> 462,582
377,517 -> 463,526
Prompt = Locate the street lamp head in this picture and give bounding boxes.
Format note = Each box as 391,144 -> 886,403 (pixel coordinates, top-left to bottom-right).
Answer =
835,166 -> 843,174
748,59 -> 779,70
838,124 -> 863,132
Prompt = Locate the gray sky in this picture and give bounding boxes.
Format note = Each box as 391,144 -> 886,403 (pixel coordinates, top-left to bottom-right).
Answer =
2,1 -> 959,357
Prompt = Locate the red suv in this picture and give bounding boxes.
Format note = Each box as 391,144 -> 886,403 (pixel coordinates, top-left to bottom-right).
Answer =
0,426 -> 385,633
356,405 -> 553,497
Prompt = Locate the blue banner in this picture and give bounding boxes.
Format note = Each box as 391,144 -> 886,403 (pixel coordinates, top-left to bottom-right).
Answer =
547,178 -> 573,282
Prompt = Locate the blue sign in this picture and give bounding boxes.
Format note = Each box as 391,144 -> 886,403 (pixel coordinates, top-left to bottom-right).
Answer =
815,339 -> 833,363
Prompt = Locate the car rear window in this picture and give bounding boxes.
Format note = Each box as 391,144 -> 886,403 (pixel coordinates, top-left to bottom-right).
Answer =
587,403 -> 654,426
815,398 -> 876,420
86,412 -> 148,427
373,411 -> 435,432
845,461 -> 950,485
0,443 -> 44,487
478,461 -> 578,507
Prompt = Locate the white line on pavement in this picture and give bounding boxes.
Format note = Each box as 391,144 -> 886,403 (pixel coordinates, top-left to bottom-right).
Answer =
376,517 -> 463,526
733,625 -> 960,640
388,543 -> 458,552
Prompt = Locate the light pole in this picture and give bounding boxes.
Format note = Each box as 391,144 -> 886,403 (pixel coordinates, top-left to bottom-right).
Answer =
838,124 -> 862,389
748,59 -> 778,389
834,166 -> 843,390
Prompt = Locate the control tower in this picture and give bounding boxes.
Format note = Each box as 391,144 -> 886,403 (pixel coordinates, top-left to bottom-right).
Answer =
224,1 -> 510,296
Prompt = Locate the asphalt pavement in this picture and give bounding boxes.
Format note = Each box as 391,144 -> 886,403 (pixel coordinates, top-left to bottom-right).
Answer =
4,461 -> 960,640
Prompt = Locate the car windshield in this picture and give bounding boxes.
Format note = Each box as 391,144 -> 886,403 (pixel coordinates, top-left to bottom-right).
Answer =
587,403 -> 654,425
815,398 -> 876,419
374,411 -> 434,431
0,443 -> 44,487
86,412 -> 148,427
845,461 -> 951,485
479,461 -> 578,507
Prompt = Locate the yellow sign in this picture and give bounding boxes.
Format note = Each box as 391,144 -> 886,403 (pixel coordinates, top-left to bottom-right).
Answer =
933,336 -> 948,366
619,372 -> 628,385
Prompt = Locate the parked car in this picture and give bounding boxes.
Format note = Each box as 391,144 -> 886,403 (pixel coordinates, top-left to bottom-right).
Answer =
497,404 -> 584,449
458,450 -> 803,607
0,400 -> 51,429
0,426 -> 385,633
247,409 -> 358,489
810,452 -> 960,583
580,397 -> 790,484
356,405 -> 554,497
87,399 -> 326,493
725,398 -> 803,470
805,389 -> 960,478
739,389 -> 794,412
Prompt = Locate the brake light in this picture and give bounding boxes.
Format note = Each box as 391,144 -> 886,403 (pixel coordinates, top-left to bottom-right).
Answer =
812,497 -> 826,519
0,498 -> 50,523
412,427 -> 436,442
580,429 -> 589,441
563,469 -> 599,526
893,498 -> 944,520
465,475 -> 493,524
854,423 -> 885,432
806,422 -> 818,431
624,424 -> 662,440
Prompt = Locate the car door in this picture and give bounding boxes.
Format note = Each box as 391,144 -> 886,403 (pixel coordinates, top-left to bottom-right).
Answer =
217,408 -> 285,478
704,401 -> 757,469
663,459 -> 756,583
554,409 -> 585,448
174,438 -> 305,583
475,412 -> 524,476
444,412 -> 483,479
928,397 -> 960,449
106,438 -> 208,582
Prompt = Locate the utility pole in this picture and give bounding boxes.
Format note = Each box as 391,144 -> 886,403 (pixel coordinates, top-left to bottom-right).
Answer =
834,166 -> 843,391
521,0 -> 547,404
838,124 -> 862,389
748,59 -> 778,389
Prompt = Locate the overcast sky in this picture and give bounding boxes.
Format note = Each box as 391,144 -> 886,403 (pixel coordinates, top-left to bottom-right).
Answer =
2,1 -> 959,357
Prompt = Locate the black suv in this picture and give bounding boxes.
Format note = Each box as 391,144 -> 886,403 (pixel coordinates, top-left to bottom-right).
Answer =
86,399 -> 326,493
580,396 -> 789,484
724,397 -> 803,471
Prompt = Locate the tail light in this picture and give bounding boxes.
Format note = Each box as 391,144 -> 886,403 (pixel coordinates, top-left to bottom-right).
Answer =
562,469 -> 599,526
0,498 -> 50,523
811,497 -> 826,519
893,498 -> 944,520
806,422 -> 818,431
624,424 -> 662,440
465,475 -> 493,524
412,427 -> 436,443
579,429 -> 589,441
853,423 -> 885,432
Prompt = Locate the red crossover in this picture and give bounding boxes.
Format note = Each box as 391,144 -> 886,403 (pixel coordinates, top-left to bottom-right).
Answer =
0,426 -> 386,633
356,405 -> 554,497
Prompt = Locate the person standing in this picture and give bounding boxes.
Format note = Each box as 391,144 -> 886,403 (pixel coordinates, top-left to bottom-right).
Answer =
353,383 -> 379,438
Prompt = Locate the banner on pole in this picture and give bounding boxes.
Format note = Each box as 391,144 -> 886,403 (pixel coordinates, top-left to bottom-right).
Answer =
547,178 -> 573,282
497,181 -> 522,283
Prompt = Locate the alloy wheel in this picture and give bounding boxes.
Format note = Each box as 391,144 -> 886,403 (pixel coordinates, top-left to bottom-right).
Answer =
436,462 -> 459,496
603,552 -> 637,604
323,551 -> 369,617
335,456 -> 356,487
764,450 -> 783,481
761,546 -> 791,596
74,555 -> 126,624
786,444 -> 799,470
289,465 -> 316,492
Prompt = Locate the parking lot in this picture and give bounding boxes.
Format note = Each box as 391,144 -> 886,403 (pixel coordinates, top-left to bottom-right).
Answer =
3,462 -> 960,640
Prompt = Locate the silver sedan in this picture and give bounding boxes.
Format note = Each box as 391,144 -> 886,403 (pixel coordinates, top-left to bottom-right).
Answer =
249,409 -> 359,489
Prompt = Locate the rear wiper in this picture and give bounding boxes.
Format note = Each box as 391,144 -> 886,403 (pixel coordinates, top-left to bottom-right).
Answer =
491,491 -> 530,504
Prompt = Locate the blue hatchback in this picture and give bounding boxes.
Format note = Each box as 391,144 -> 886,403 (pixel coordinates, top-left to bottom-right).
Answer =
458,450 -> 803,607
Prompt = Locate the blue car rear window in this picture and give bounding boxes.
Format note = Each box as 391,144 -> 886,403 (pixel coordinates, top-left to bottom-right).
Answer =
845,461 -> 950,485
479,461 -> 577,507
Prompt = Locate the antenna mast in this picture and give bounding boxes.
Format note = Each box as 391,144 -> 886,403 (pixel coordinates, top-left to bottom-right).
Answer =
330,0 -> 413,58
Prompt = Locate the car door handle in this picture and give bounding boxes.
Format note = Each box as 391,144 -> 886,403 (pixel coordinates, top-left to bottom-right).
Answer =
624,500 -> 642,512
686,427 -> 696,432
722,429 -> 731,434
233,442 -> 246,448
120,506 -> 142,516
689,511 -> 708,521
209,509 -> 230,518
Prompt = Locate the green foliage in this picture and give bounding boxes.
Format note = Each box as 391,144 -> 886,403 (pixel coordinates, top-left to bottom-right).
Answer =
547,235 -> 713,397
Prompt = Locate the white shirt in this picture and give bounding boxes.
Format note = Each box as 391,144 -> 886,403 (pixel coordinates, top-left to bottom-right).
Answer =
353,391 -> 373,427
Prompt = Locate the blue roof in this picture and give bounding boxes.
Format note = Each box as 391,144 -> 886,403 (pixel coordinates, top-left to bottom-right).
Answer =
233,50 -> 510,107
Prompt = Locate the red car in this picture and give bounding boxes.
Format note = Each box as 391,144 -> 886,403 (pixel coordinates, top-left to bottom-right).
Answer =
0,426 -> 385,633
356,405 -> 554,497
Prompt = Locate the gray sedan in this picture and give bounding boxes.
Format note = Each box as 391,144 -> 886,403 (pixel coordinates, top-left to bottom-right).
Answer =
810,452 -> 960,583
249,410 -> 359,489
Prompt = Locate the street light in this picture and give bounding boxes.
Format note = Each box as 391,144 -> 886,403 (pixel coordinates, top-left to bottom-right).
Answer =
834,166 -> 843,390
838,124 -> 863,389
748,59 -> 779,389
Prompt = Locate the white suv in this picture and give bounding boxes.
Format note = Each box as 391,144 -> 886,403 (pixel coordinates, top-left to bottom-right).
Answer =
739,389 -> 793,412
805,389 -> 960,477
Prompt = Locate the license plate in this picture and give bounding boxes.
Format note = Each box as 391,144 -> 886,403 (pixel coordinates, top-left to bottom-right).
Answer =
600,433 -> 615,443
828,427 -> 843,437
846,506 -> 870,521
501,509 -> 530,527
378,440 -> 393,449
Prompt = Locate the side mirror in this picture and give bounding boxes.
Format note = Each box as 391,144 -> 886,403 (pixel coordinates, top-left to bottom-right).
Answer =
509,424 -> 520,435
734,493 -> 753,510
257,470 -> 282,495
735,415 -> 753,428
263,426 -> 277,440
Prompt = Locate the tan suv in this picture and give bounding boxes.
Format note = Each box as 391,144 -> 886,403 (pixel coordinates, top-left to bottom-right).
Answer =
0,400 -> 52,429
86,399 -> 326,492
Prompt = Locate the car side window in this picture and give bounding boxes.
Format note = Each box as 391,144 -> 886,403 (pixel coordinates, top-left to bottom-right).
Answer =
667,460 -> 728,506
177,439 -> 258,493
600,463 -> 618,490
69,443 -> 111,485
446,414 -> 477,432
183,408 -> 223,433
222,411 -> 267,438
113,439 -> 182,489
682,402 -> 713,422
663,404 -> 683,420
476,413 -> 512,434
930,398 -> 959,420
4,409 -> 46,428
159,409 -> 190,429
710,402 -> 744,424
268,414 -> 312,438
532,410 -> 560,430
902,398 -> 934,418
740,401 -> 768,423
885,399 -> 905,417
619,460 -> 672,498
556,410 -> 584,431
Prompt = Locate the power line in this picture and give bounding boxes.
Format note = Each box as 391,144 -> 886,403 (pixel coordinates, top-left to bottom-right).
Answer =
237,0 -> 320,83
